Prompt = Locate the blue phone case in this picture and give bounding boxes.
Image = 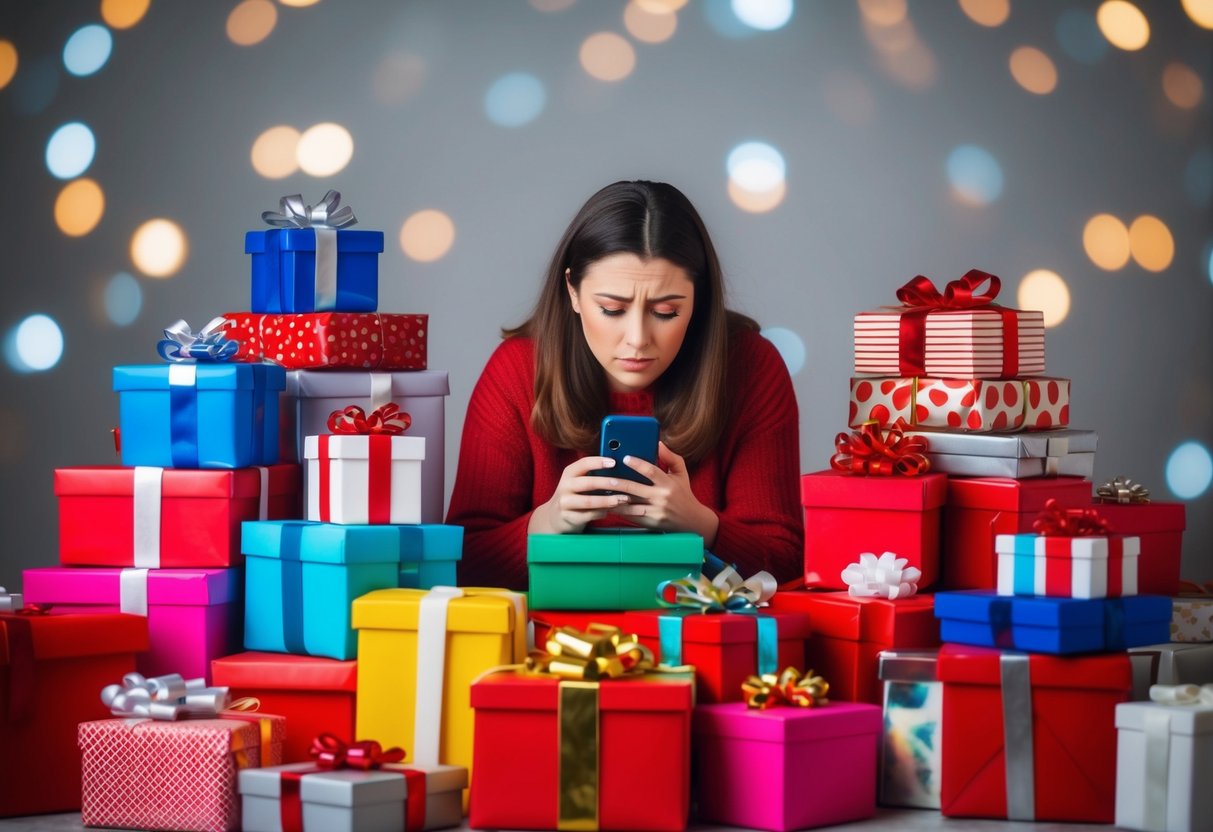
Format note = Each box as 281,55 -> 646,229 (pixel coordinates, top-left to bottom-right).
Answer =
595,415 -> 659,487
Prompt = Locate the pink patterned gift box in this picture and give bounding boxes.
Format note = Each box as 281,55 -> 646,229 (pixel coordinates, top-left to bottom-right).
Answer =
79,714 -> 285,832
849,376 -> 1070,433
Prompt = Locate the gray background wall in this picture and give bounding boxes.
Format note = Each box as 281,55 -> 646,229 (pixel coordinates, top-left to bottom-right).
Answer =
1,0 -> 1210,589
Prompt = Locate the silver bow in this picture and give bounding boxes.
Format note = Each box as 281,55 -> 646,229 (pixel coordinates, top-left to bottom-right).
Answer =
101,672 -> 230,720
1096,476 -> 1150,504
261,190 -> 357,229
657,565 -> 778,612
0,585 -> 20,612
1149,683 -> 1213,706
157,317 -> 239,363
841,551 -> 921,599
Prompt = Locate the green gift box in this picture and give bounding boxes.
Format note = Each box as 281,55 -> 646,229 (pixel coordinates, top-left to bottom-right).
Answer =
527,529 -> 704,610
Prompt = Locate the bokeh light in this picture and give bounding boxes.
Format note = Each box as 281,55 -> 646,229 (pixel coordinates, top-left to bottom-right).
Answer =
484,72 -> 547,128
579,32 -> 636,81
823,71 -> 877,126
530,0 -> 576,10
1017,269 -> 1071,328
1185,148 -> 1212,207
278,0 -> 323,6
1181,0 -> 1213,29
0,40 -> 18,91
296,122 -> 354,176
946,145 -> 1003,206
727,178 -> 786,213
227,0 -> 278,46
11,55 -> 58,116
624,1 -> 679,43
130,219 -> 188,278
104,273 -> 143,327
63,24 -> 113,77
638,0 -> 689,10
732,0 -> 794,31
761,327 -> 806,376
1096,1 -> 1149,51
251,126 -> 301,179
1166,441 -> 1213,499
727,141 -> 786,192
859,0 -> 907,27
1009,46 -> 1058,95
862,13 -> 939,91
703,0 -> 758,38
5,315 -> 64,373
45,122 -> 96,180
1128,215 -> 1174,273
1083,214 -> 1131,270
54,179 -> 105,237
399,210 -> 456,263
1055,8 -> 1107,65
372,51 -> 427,106
958,0 -> 1010,27
1162,63 -> 1203,109
1203,240 -> 1213,285
101,0 -> 151,29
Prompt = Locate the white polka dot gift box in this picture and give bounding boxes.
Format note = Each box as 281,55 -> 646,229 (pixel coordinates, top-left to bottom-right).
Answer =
849,376 -> 1070,433
223,311 -> 427,371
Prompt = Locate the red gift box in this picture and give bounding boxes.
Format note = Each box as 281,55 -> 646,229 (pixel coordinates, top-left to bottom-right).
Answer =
801,470 -> 946,590
767,591 -> 939,704
938,644 -> 1130,822
211,651 -> 357,763
1090,500 -> 1185,596
530,610 -> 633,648
224,311 -> 428,370
943,477 -> 1092,589
55,465 -> 300,569
469,670 -> 693,831
0,611 -> 147,817
622,609 -> 810,704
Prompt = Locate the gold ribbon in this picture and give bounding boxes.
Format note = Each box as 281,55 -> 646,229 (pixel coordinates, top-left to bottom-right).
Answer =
1096,476 -> 1151,505
526,623 -> 655,681
741,667 -> 829,710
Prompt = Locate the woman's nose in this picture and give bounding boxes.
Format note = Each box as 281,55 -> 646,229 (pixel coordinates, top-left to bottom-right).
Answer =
624,309 -> 649,348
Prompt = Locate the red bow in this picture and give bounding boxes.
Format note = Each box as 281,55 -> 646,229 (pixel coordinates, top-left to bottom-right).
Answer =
831,423 -> 930,476
1033,498 -> 1111,537
310,733 -> 405,770
896,269 -> 1001,309
326,404 -> 411,436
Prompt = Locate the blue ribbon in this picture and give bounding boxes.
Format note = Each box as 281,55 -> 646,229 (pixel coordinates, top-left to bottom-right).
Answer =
1103,599 -> 1126,651
157,318 -> 239,363
278,523 -> 306,654
168,374 -> 199,468
990,598 -> 1015,649
656,608 -> 779,674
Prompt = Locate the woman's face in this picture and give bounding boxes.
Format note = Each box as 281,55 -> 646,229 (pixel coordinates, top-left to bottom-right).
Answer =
567,252 -> 695,394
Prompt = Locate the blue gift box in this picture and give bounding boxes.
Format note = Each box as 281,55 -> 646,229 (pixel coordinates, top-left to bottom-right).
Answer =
246,228 -> 384,314
114,363 -> 285,469
396,524 -> 462,589
934,591 -> 1171,655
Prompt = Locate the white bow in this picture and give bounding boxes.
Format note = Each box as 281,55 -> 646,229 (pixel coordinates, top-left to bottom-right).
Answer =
841,552 -> 921,599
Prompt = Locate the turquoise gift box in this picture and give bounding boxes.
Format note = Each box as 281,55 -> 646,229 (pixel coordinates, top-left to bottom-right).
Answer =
114,363 -> 285,469
242,520 -> 462,660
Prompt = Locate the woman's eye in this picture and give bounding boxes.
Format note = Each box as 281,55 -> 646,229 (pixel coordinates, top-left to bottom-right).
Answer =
599,306 -> 625,317
652,308 -> 680,320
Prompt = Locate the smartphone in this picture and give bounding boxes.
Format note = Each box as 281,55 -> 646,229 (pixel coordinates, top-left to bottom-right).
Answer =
592,415 -> 659,490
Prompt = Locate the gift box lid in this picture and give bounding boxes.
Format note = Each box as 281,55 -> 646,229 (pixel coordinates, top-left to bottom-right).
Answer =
622,609 -> 811,645
936,643 -> 1132,691
113,363 -> 285,391
1089,501 -> 1186,534
22,566 -> 238,606
242,520 -> 405,565
239,760 -> 466,803
878,648 -> 939,682
245,227 -> 385,254
286,369 -> 450,398
303,434 -> 425,462
528,529 -> 705,566
904,428 -> 1097,459
934,590 -> 1104,628
351,587 -> 524,635
469,668 -> 694,712
54,464 -> 300,499
0,611 -> 147,665
800,470 -> 947,511
397,524 -> 462,562
693,699 -> 882,743
211,651 -> 357,692
78,713 -> 285,754
995,533 -> 1141,560
770,591 -> 939,645
1116,700 -> 1213,736
945,476 -> 1092,512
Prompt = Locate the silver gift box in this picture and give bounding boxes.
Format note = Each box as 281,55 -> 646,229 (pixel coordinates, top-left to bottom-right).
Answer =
878,649 -> 942,809
1128,642 -> 1213,700
904,428 -> 1097,478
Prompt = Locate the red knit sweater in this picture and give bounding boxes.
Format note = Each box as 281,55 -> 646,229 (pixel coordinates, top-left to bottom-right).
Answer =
446,330 -> 804,590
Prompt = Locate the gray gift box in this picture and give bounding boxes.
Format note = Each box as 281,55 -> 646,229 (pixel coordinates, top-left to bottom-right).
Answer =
240,760 -> 466,832
904,428 -> 1097,478
0,586 -> 20,611
878,648 -> 942,809
1128,642 -> 1213,700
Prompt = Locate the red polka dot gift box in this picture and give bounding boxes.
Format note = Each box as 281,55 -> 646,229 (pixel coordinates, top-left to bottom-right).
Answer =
223,312 -> 427,371
848,376 -> 1070,433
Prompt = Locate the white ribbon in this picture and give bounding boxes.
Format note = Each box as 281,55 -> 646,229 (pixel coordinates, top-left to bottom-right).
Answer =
132,466 -> 163,568
841,552 -> 921,599
413,586 -> 463,767
256,465 -> 270,520
101,672 -> 230,720
119,568 -> 149,617
1150,683 -> 1213,706
370,372 -> 393,409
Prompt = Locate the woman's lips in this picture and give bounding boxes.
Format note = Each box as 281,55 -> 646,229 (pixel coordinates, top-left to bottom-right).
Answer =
616,357 -> 655,371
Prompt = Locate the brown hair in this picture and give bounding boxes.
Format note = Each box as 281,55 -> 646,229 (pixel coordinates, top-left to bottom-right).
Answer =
504,180 -> 758,464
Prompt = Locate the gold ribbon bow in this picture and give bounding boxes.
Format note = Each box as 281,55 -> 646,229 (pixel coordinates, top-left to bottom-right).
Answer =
525,624 -> 655,681
1096,476 -> 1151,505
742,667 -> 829,710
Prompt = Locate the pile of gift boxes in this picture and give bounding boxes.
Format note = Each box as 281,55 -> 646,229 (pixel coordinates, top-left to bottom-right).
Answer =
2,203 -> 1211,832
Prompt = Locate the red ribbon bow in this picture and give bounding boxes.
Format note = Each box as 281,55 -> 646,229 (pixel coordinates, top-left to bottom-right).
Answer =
310,732 -> 406,770
831,423 -> 930,476
1033,498 -> 1112,537
897,269 -> 1001,309
326,403 -> 411,436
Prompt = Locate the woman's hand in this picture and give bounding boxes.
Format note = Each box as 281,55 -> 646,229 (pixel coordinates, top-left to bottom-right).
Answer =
608,442 -> 720,547
528,456 -> 631,535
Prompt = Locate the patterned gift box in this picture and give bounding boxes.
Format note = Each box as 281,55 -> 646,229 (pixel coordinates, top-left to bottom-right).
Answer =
877,649 -> 941,809
902,428 -> 1096,479
1129,643 -> 1213,700
224,312 -> 427,371
305,433 -> 424,526
996,531 -> 1140,599
1172,594 -> 1213,643
849,376 -> 1070,433
79,712 -> 285,832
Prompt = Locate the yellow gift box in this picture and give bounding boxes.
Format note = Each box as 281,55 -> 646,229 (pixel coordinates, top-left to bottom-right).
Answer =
351,586 -> 527,804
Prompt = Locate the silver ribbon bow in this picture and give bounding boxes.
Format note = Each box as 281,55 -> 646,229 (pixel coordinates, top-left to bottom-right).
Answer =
101,672 -> 230,720
841,551 -> 921,599
261,190 -> 357,229
0,585 -> 19,612
657,565 -> 778,612
157,317 -> 239,363
1149,683 -> 1213,706
1096,475 -> 1150,504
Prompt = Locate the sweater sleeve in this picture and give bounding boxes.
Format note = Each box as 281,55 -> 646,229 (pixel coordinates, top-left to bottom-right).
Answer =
708,331 -> 805,584
446,339 -> 536,590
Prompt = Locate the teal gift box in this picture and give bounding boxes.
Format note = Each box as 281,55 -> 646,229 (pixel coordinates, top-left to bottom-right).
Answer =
527,529 -> 703,611
396,523 -> 461,589
114,363 -> 284,469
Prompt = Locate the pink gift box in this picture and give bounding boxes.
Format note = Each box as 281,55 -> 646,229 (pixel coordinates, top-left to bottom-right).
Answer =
693,700 -> 882,831
849,376 -> 1070,432
23,566 -> 239,683
79,714 -> 285,832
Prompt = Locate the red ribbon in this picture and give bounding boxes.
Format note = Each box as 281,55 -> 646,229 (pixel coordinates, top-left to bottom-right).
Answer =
319,404 -> 407,525
1033,498 -> 1112,537
1177,580 -> 1213,597
893,269 -> 1021,377
0,605 -> 53,723
1042,535 -> 1129,597
326,404 -> 411,435
830,423 -> 930,476
311,732 -> 405,769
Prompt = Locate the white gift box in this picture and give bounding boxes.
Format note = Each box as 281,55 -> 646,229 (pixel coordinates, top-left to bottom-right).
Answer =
240,760 -> 466,832
996,533 -> 1140,599
305,434 -> 425,525
1115,694 -> 1213,832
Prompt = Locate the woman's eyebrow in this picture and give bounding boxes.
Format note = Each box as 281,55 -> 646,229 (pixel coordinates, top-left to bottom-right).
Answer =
593,292 -> 687,302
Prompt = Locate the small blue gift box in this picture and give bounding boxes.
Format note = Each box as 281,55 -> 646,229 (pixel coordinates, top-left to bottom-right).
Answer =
246,228 -> 384,314
114,363 -> 285,469
934,590 -> 1171,655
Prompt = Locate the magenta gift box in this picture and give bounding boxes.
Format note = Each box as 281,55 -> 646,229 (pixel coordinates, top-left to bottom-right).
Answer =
693,700 -> 882,831
22,566 -> 240,684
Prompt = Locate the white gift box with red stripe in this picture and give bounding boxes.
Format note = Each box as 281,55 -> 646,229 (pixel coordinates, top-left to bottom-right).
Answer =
304,434 -> 424,525
854,308 -> 1046,378
995,532 -> 1140,599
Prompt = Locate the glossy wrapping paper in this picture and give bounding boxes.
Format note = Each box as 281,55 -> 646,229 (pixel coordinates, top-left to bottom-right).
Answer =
901,427 -> 1096,478
246,226 -> 383,314
1093,501 -> 1186,596
223,311 -> 427,370
849,376 -> 1070,432
877,649 -> 941,809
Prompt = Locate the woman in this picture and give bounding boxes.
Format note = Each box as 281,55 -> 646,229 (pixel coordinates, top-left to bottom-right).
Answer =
447,180 -> 803,590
